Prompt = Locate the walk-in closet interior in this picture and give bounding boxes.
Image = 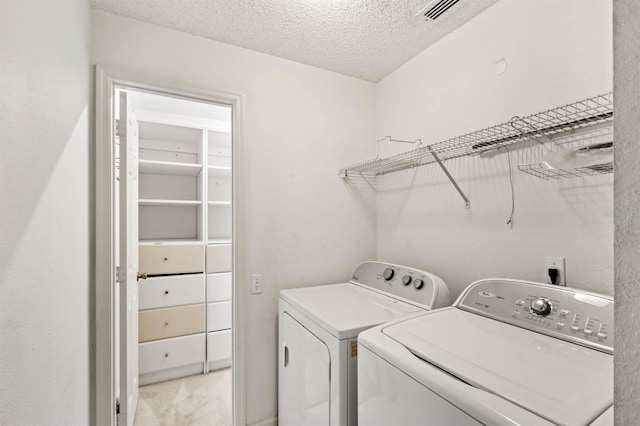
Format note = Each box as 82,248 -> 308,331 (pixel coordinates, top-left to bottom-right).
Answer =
116,89 -> 234,422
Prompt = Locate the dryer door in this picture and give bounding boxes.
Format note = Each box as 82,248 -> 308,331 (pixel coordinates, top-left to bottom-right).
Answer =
279,313 -> 331,426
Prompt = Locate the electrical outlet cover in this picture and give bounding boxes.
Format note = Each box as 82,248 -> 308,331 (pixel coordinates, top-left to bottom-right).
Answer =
544,256 -> 566,286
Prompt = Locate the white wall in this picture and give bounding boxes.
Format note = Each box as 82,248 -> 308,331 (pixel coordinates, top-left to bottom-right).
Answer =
375,0 -> 613,298
613,0 -> 640,423
0,1 -> 92,425
92,11 -> 376,425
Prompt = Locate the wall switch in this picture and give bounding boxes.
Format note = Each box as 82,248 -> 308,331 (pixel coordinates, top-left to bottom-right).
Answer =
251,274 -> 263,294
544,257 -> 566,286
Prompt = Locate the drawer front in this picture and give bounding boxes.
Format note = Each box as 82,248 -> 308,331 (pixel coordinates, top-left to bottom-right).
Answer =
139,333 -> 205,375
139,244 -> 205,275
139,304 -> 205,342
206,244 -> 232,273
207,301 -> 232,332
140,274 -> 205,310
207,273 -> 232,302
207,330 -> 232,363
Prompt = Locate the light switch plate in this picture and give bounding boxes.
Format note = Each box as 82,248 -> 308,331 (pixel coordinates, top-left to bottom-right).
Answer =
251,274 -> 263,294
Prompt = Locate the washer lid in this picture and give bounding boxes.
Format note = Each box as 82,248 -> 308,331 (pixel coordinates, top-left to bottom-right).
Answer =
281,283 -> 424,339
382,308 -> 613,426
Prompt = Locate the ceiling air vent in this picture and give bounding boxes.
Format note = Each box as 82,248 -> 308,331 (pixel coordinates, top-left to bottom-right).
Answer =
416,0 -> 461,21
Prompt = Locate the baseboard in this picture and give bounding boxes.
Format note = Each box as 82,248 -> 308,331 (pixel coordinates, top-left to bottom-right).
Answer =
246,417 -> 277,426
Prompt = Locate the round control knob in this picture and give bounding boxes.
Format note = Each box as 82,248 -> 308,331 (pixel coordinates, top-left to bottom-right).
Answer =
402,275 -> 412,286
530,297 -> 552,316
383,268 -> 395,281
413,279 -> 424,290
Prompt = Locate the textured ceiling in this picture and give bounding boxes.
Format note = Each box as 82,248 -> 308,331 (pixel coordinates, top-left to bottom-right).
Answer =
91,0 -> 499,82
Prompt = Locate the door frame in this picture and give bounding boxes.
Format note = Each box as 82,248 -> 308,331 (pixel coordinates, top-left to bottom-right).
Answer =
94,64 -> 246,426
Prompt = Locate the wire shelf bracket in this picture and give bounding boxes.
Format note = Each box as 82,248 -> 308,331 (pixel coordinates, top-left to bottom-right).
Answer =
428,147 -> 470,208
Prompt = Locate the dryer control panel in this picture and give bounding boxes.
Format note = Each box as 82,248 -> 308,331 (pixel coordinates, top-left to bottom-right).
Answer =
350,261 -> 451,310
457,279 -> 613,354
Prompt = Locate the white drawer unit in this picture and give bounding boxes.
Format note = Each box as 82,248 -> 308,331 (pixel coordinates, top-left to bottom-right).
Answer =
139,333 -> 206,385
139,274 -> 205,310
139,243 -> 205,275
139,304 -> 205,342
207,301 -> 232,332
207,329 -> 232,370
207,273 -> 232,302
206,244 -> 232,273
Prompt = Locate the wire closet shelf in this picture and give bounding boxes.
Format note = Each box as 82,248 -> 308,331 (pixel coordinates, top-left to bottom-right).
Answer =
338,92 -> 613,179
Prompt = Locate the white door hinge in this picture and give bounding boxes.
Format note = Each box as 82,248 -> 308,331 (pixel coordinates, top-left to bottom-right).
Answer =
115,119 -> 123,138
116,266 -> 126,284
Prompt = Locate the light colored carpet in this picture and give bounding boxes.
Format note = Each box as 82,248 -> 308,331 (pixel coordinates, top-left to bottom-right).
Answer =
134,368 -> 232,426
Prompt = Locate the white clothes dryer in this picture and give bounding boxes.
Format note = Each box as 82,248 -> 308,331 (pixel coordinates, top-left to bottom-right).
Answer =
358,278 -> 613,426
278,261 -> 451,426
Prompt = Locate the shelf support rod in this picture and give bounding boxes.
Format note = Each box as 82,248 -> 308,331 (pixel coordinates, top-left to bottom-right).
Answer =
428,147 -> 470,208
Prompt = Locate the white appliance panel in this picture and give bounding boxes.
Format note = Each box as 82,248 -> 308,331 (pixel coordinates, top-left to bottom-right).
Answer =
382,308 -> 612,426
280,283 -> 422,339
279,313 -> 331,426
358,345 -> 480,426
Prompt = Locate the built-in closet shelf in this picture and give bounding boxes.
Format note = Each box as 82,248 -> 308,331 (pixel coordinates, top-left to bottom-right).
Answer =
208,238 -> 232,245
208,201 -> 232,206
338,92 -> 614,179
208,166 -> 231,176
139,160 -> 203,176
139,199 -> 203,207
139,239 -> 204,246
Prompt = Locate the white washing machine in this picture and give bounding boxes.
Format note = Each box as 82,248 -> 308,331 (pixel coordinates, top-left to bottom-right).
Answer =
278,261 -> 451,426
358,278 -> 614,426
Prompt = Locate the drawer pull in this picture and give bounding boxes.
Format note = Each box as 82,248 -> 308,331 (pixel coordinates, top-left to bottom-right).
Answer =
163,257 -> 168,261
164,321 -> 169,327
164,290 -> 169,295
137,272 -> 148,281
164,353 -> 169,358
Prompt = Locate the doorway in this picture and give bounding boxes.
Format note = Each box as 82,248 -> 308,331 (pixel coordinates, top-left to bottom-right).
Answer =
94,67 -> 245,426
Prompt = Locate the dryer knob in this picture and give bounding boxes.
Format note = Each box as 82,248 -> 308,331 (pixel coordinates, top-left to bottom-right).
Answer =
402,275 -> 412,286
413,279 -> 424,290
530,297 -> 552,316
383,268 -> 395,281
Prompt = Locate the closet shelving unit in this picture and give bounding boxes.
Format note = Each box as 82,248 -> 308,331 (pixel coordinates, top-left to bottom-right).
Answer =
136,110 -> 233,385
339,92 -> 614,188
205,128 -> 233,372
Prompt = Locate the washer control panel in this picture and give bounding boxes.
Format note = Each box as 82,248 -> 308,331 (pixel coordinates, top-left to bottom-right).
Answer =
350,261 -> 450,310
457,279 -> 613,354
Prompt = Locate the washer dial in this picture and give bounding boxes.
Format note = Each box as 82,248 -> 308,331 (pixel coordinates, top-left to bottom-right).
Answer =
402,275 -> 412,286
413,279 -> 424,290
383,268 -> 395,281
530,297 -> 553,316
